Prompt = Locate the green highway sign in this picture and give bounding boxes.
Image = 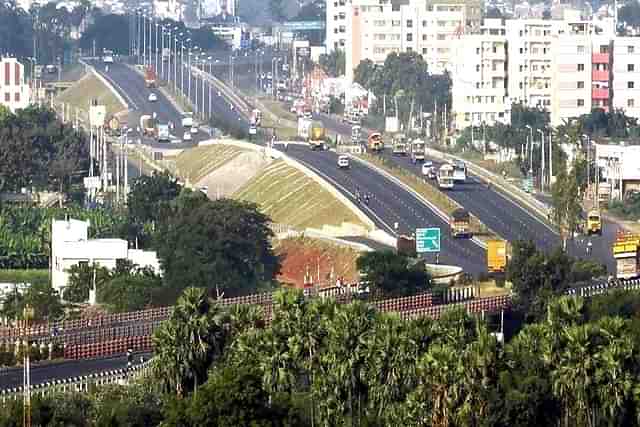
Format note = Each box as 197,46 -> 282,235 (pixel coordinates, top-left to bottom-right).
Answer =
416,227 -> 440,253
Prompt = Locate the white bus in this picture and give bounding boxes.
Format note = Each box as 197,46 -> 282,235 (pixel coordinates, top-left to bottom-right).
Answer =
410,139 -> 426,163
437,164 -> 455,190
452,160 -> 467,183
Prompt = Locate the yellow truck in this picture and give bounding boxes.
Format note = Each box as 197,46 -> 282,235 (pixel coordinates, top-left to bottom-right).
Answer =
309,122 -> 325,150
487,240 -> 508,274
587,210 -> 602,235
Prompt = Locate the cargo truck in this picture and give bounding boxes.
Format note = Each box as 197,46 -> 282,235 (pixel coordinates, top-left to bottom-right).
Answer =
587,210 -> 602,235
613,232 -> 640,279
397,235 -> 417,257
139,115 -> 155,137
156,123 -> 170,142
181,112 -> 193,128
309,122 -> 325,150
250,109 -> 262,127
410,139 -> 426,163
392,133 -> 408,156
437,164 -> 455,190
450,208 -> 471,238
144,66 -> 157,88
487,240 -> 508,274
368,133 -> 384,153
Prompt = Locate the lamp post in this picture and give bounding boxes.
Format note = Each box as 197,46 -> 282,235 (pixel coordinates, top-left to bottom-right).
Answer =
201,58 -> 205,119
537,129 -> 545,191
208,56 -> 213,118
155,22 -> 159,73
525,125 -> 533,174
142,14 -> 146,66
173,32 -> 182,92
161,27 -> 166,79
188,48 -> 192,103
22,304 -> 34,427
582,134 -> 592,200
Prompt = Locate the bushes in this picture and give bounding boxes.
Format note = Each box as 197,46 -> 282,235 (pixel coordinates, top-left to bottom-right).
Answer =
0,341 -> 63,367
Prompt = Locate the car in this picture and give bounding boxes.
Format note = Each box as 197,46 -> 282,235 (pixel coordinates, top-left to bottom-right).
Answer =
148,93 -> 158,102
183,132 -> 191,141
421,161 -> 433,176
190,126 -> 199,135
338,155 -> 350,169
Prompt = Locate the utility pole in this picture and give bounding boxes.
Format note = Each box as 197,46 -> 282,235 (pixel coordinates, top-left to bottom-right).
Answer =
23,305 -> 34,427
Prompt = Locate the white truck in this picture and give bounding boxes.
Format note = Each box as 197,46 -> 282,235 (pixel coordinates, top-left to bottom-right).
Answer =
298,117 -> 312,140
156,123 -> 170,142
181,112 -> 193,128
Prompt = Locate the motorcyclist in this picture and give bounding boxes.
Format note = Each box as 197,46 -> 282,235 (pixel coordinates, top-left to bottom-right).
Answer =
586,240 -> 593,255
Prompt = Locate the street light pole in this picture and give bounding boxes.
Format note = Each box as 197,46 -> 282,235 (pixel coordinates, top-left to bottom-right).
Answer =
208,57 -> 212,118
188,49 -> 192,102
537,129 -> 545,191
155,22 -> 159,73
142,14 -> 146,66
161,27 -> 165,79
201,59 -> 205,118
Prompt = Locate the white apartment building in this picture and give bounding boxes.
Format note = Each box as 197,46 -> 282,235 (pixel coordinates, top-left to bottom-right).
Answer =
326,0 -> 348,51
612,37 -> 640,118
51,219 -> 161,297
0,57 -> 30,113
344,0 -> 482,82
154,0 -> 183,21
451,18 -> 509,129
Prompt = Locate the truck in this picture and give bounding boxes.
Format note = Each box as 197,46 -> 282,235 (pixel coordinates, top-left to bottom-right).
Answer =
450,208 -> 471,238
181,112 -> 193,128
452,160 -> 467,183
586,209 -> 602,235
162,48 -> 171,62
298,117 -> 312,140
410,138 -> 426,163
144,66 -> 157,88
367,133 -> 384,153
351,125 -> 362,143
397,234 -> 417,257
250,109 -> 263,127
309,122 -> 325,150
139,115 -> 155,137
437,164 -> 455,190
613,232 -> 640,279
392,133 -> 408,156
156,123 -> 170,142
487,240 -> 508,274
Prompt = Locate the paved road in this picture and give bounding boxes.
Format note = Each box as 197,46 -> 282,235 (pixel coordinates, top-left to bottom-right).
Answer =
311,113 -> 616,273
279,144 -> 488,275
0,353 -> 151,390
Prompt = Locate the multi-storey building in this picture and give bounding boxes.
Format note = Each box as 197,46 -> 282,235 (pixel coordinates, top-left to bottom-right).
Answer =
326,0 -> 348,52
451,19 -> 509,129
0,57 -> 30,113
344,0 -> 482,82
612,37 -> 640,118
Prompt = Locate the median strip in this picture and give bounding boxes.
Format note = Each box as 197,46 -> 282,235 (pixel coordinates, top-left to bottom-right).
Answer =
355,153 -> 503,246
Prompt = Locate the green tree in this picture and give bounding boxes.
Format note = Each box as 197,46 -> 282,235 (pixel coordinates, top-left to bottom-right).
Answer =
357,250 -> 431,297
63,262 -> 111,303
551,161 -> 583,243
152,288 -> 228,397
128,171 -> 182,224
318,50 -> 345,77
79,13 -> 130,55
156,195 -> 280,293
97,266 -> 163,312
269,0 -> 286,21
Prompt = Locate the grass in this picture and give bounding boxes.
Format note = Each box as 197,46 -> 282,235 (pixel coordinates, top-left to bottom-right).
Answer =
357,153 -> 502,244
56,74 -> 126,118
0,269 -> 49,286
259,99 -> 298,123
169,145 -> 247,183
234,160 -> 368,231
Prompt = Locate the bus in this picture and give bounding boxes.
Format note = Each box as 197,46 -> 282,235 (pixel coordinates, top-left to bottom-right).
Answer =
452,160 -> 467,183
410,138 -> 426,163
437,164 -> 455,190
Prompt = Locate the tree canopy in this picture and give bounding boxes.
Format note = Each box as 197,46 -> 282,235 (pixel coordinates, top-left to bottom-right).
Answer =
318,50 -> 345,77
357,250 -> 432,297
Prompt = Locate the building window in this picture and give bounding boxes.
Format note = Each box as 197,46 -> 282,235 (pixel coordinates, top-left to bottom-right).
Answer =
629,64 -> 635,72
476,47 -> 480,54
407,47 -> 412,52
3,93 -> 8,102
392,3 -> 400,11
577,99 -> 585,107
577,64 -> 585,71
629,46 -> 636,54
519,48 -> 523,54
577,81 -> 584,89
629,81 -> 635,89
422,48 -> 427,54
577,45 -> 585,54
406,19 -> 413,28
476,64 -> 480,71
392,20 -> 401,26
422,20 -> 427,27
422,34 -> 427,41
629,99 -> 635,107
406,33 -> 413,42
14,92 -> 19,102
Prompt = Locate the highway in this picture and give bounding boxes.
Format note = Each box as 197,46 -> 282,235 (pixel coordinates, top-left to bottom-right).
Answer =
0,353 -> 150,390
310,113 -> 616,272
280,144 -> 488,274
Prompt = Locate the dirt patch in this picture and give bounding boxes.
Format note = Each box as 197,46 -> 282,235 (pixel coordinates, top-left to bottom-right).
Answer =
56,73 -> 126,119
275,237 -> 361,288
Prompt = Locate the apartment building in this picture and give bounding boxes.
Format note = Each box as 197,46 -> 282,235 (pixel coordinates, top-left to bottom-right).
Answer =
612,37 -> 640,118
326,0 -> 348,51
344,0 -> 482,82
451,19 -> 509,129
0,57 -> 30,113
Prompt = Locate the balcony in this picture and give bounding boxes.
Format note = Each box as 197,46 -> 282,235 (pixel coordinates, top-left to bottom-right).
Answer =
592,87 -> 609,100
592,52 -> 610,64
592,69 -> 609,82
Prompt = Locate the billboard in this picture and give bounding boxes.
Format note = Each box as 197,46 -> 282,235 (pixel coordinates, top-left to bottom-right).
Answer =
281,21 -> 325,30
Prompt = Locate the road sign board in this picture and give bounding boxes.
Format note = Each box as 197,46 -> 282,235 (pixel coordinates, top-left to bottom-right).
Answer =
281,21 -> 325,30
416,227 -> 441,253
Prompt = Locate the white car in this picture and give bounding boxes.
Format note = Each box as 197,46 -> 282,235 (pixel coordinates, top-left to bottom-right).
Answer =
338,155 -> 350,169
148,93 -> 158,102
421,161 -> 434,176
190,126 -> 198,135
183,131 -> 192,141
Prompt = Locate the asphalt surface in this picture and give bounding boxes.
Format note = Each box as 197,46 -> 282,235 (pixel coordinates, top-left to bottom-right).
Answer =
279,144 -> 488,275
311,113 -> 616,273
0,353 -> 151,390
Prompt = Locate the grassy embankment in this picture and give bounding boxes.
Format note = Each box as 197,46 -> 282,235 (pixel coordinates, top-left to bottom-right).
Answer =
56,73 -> 126,118
234,160 -> 368,231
